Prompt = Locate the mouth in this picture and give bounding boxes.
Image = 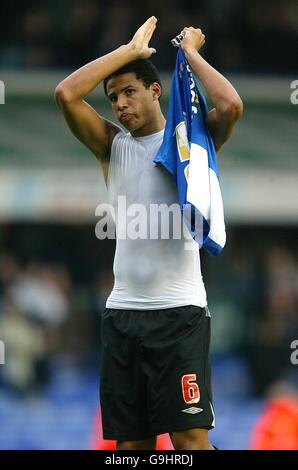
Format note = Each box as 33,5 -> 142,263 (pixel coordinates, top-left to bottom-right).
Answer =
119,113 -> 133,124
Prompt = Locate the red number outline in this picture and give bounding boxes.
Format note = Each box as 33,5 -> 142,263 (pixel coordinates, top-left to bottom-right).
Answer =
181,374 -> 200,404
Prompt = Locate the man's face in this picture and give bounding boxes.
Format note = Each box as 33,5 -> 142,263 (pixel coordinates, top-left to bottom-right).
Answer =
106,73 -> 158,132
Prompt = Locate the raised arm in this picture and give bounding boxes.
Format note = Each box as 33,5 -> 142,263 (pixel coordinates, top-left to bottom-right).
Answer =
180,28 -> 243,153
54,16 -> 157,163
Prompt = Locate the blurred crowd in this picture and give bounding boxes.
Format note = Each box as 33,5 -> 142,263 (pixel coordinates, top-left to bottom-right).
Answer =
1,0 -> 297,73
0,255 -> 70,394
0,246 -> 113,396
247,246 -> 298,395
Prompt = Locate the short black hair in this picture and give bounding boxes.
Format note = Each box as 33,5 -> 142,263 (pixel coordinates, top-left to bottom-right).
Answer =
103,59 -> 162,98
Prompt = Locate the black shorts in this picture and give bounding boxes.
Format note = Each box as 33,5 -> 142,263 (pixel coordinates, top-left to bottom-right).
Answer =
100,304 -> 214,441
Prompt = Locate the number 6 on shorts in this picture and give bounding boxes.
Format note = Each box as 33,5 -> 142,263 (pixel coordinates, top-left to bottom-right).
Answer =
181,374 -> 200,404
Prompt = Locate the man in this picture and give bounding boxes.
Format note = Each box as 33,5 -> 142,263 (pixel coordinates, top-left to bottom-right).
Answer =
55,16 -> 243,450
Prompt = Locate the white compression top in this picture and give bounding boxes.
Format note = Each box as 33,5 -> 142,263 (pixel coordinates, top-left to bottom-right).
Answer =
106,129 -> 207,310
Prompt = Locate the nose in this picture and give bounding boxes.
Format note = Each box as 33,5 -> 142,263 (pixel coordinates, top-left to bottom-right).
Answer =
116,94 -> 128,111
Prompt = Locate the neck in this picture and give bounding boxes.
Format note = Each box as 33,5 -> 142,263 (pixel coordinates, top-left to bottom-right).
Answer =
131,110 -> 165,138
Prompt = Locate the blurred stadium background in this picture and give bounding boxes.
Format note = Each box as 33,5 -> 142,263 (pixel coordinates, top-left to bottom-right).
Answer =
0,0 -> 297,450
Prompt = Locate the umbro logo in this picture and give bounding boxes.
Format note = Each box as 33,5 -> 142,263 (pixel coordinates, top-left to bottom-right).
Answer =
182,407 -> 203,414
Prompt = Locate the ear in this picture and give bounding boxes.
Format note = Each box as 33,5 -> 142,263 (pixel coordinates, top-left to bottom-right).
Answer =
151,82 -> 162,101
